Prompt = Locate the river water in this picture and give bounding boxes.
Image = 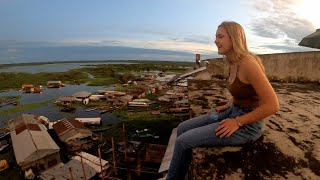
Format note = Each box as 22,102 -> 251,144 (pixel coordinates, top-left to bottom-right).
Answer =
0,62 -> 132,73
0,62 -> 123,127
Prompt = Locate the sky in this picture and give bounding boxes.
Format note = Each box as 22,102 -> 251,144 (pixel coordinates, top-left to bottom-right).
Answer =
0,0 -> 319,63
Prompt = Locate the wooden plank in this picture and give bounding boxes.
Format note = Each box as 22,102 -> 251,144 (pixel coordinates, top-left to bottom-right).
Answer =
158,128 -> 177,173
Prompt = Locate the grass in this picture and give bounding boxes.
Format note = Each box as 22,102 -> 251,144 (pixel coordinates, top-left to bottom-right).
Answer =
113,109 -> 183,144
0,70 -> 89,91
0,100 -> 53,116
114,85 -> 143,92
0,61 -> 193,92
86,77 -> 117,86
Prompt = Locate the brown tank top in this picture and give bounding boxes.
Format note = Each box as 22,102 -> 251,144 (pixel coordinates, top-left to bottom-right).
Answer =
226,76 -> 259,108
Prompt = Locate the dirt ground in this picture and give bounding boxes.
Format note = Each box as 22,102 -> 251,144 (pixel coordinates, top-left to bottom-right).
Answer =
187,79 -> 320,180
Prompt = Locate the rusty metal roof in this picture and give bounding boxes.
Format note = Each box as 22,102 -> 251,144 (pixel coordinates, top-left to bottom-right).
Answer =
72,91 -> 92,98
56,96 -> 77,102
52,119 -> 92,142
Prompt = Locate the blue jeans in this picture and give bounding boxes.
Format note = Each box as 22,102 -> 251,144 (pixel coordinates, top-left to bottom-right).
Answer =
166,104 -> 263,180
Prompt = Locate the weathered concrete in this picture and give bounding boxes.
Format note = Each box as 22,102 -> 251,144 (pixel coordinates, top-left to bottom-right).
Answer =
204,51 -> 320,82
187,79 -> 320,180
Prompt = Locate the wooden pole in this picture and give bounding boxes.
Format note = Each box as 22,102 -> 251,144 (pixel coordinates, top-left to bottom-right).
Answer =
195,54 -> 201,69
69,167 -> 74,180
196,53 -> 201,63
98,145 -> 105,180
80,155 -> 87,180
122,124 -> 127,161
112,137 -> 117,175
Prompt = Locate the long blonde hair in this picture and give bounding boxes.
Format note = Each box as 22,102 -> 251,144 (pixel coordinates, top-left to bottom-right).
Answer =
219,21 -> 265,72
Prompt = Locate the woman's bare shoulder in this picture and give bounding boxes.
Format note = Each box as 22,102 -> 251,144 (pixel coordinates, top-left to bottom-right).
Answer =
238,55 -> 265,83
239,55 -> 262,72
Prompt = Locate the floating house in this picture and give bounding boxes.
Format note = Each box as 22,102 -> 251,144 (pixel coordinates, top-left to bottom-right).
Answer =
8,114 -> 60,172
46,81 -> 65,88
72,91 -> 92,105
20,84 -> 34,93
113,94 -> 133,107
75,117 -> 101,125
52,119 -> 98,152
54,96 -> 77,106
128,99 -> 151,107
20,84 -> 43,93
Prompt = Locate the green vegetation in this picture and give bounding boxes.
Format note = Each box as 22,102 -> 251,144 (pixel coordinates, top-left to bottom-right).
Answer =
0,100 -> 53,116
0,70 -> 89,91
80,62 -> 193,78
0,61 -> 193,92
145,93 -> 163,101
86,77 -> 117,86
113,109 -> 183,144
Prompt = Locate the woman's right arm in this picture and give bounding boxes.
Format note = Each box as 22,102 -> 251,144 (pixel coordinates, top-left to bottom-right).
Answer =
216,97 -> 233,112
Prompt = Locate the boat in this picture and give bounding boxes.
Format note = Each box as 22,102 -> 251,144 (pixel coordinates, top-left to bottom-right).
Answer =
85,108 -> 97,112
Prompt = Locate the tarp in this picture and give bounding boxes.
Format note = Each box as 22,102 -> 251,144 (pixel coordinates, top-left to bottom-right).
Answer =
72,91 -> 92,98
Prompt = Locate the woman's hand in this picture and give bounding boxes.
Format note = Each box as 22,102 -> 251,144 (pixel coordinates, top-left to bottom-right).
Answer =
215,105 -> 229,112
215,118 -> 239,138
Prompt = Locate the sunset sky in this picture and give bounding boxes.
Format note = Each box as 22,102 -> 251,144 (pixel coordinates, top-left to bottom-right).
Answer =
0,0 -> 319,63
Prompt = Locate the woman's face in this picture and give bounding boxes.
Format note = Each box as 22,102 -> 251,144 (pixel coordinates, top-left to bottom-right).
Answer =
215,26 -> 233,55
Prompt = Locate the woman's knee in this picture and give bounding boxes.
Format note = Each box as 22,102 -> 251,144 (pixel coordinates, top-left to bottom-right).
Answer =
175,135 -> 190,149
176,122 -> 186,136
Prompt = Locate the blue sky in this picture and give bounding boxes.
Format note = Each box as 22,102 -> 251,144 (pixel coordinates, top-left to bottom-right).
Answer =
0,0 -> 319,63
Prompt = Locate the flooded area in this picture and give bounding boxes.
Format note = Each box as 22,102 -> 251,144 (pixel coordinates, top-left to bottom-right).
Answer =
0,84 -> 119,127
0,61 -> 134,73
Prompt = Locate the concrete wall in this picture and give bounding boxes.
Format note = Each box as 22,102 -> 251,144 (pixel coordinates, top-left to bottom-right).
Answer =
205,51 -> 320,82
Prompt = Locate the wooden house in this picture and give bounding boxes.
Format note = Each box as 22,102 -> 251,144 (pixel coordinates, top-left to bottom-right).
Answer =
46,81 -> 65,88
20,84 -> 43,93
8,114 -> 60,172
52,119 -> 98,152
55,96 -> 77,106
20,84 -> 34,93
72,91 -> 92,105
113,95 -> 133,107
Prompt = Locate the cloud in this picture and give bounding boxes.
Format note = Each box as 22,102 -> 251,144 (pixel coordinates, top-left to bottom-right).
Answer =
260,44 -> 317,53
249,0 -> 315,44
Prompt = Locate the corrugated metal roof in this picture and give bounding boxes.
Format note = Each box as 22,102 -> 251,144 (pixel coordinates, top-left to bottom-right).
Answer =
8,114 -> 38,130
39,152 -> 109,180
52,119 -> 92,142
22,84 -> 34,88
9,114 -> 60,166
56,96 -> 77,102
72,91 -> 92,98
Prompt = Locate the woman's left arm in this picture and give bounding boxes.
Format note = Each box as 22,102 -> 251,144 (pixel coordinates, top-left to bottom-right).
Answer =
236,58 -> 280,126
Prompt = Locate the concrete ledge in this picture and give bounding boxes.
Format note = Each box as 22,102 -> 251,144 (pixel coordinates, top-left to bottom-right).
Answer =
159,128 -> 177,174
188,134 -> 320,180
